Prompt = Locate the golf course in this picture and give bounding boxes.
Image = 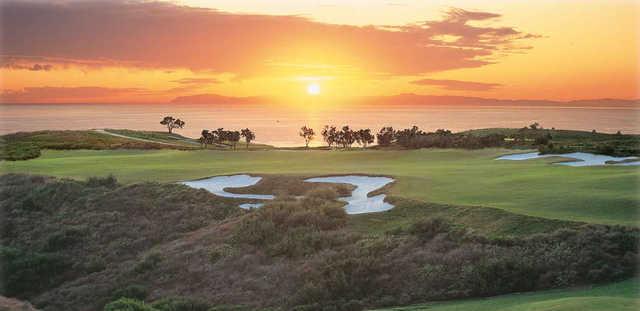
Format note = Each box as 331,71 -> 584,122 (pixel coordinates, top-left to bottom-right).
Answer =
1,128 -> 639,311
3,146 -> 638,226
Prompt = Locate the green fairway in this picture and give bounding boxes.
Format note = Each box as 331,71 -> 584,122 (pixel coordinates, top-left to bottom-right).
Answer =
377,278 -> 639,311
2,148 -> 638,225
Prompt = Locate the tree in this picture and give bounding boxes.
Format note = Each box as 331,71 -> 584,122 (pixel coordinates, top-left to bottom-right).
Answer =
228,131 -> 241,150
529,122 -> 540,130
355,129 -> 374,148
321,125 -> 337,148
199,130 -> 213,148
376,127 -> 394,147
338,126 -> 356,148
240,128 -> 255,149
160,116 -> 185,134
394,125 -> 424,148
210,128 -> 223,144
299,126 -> 315,148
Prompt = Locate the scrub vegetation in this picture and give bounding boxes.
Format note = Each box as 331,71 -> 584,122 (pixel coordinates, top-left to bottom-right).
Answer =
1,174 -> 638,311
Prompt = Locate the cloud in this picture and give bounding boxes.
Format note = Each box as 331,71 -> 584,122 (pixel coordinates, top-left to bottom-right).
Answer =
0,1 -> 538,77
1,87 -> 149,103
171,78 -> 221,85
410,78 -> 502,91
1,58 -> 54,71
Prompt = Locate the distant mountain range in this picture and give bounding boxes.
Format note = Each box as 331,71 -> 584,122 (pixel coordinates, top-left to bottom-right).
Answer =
170,93 -> 639,107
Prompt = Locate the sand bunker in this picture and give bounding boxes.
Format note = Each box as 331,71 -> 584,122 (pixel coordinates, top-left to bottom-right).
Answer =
183,174 -> 395,213
496,152 -> 639,167
305,175 -> 395,214
181,175 -> 275,202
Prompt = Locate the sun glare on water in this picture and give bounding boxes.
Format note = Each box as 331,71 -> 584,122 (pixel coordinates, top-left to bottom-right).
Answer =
307,83 -> 320,95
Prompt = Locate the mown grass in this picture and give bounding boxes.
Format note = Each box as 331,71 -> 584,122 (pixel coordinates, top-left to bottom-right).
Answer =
2,148 -> 638,226
376,278 -> 639,311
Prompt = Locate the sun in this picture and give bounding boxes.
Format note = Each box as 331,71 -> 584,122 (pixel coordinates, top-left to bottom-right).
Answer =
306,83 -> 320,95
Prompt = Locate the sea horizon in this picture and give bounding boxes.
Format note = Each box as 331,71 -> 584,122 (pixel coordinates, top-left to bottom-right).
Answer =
2,102 -> 638,146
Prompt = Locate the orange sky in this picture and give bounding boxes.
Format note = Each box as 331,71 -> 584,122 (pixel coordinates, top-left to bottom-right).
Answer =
0,0 -> 638,104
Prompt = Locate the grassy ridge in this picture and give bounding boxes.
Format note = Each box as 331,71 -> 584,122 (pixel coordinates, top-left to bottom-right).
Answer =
0,130 -> 191,160
377,278 -> 639,311
0,129 -> 275,161
2,148 -> 638,226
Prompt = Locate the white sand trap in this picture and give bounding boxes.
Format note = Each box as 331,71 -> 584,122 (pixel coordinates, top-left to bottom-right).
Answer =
496,152 -> 639,167
181,175 -> 275,201
238,203 -> 265,210
304,175 -> 395,214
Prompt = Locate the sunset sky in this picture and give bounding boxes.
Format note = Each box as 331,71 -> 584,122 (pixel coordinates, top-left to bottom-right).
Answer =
1,0 -> 638,104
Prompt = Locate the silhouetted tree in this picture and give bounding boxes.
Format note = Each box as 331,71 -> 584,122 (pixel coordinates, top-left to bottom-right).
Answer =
529,122 -> 540,130
160,116 -> 185,133
355,129 -> 374,148
394,125 -> 424,148
199,130 -> 214,148
299,126 -> 315,148
240,128 -> 255,149
321,125 -> 338,148
376,127 -> 395,147
337,126 -> 356,148
228,131 -> 241,150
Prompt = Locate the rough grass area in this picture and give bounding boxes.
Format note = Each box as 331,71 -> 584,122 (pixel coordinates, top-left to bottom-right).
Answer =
3,148 -> 638,226
0,130 -> 189,160
226,174 -> 355,198
376,278 -> 640,311
464,128 -> 640,156
104,129 -> 202,147
1,174 -> 638,311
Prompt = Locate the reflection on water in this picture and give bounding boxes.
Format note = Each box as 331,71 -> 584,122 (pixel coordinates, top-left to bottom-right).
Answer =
1,103 -> 638,146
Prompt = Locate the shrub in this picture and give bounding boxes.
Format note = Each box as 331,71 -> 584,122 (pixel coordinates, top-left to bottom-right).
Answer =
86,175 -> 119,188
208,305 -> 252,311
208,244 -> 235,264
112,284 -> 149,301
44,227 -> 85,251
134,252 -> 162,274
408,218 -> 453,241
85,255 -> 108,273
232,199 -> 349,257
0,142 -> 41,160
0,246 -> 69,298
104,298 -> 156,311
151,297 -> 210,311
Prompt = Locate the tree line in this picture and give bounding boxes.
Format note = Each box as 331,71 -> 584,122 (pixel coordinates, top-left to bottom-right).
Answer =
299,125 -> 375,149
199,128 -> 255,149
160,116 -> 256,150
300,125 -> 505,149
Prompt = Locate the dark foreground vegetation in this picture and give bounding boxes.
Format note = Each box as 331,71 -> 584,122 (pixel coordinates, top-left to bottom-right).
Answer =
1,174 -> 638,311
